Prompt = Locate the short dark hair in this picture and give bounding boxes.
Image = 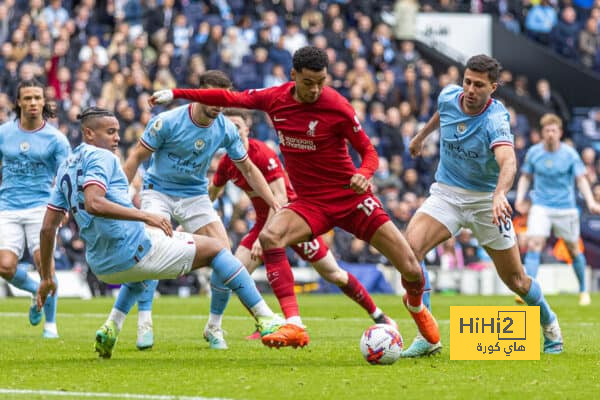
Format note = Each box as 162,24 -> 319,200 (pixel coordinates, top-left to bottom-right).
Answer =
14,79 -> 56,120
465,55 -> 501,83
77,107 -> 116,130
223,108 -> 250,120
198,70 -> 232,89
292,46 -> 328,72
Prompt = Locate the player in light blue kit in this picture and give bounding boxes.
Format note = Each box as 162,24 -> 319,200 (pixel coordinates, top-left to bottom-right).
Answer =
405,55 -> 563,357
0,79 -> 71,338
101,71 -> 279,351
515,113 -> 600,306
36,107 -> 284,358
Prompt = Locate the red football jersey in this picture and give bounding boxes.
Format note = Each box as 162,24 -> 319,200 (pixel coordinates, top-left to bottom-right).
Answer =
173,83 -> 378,202
212,138 -> 297,219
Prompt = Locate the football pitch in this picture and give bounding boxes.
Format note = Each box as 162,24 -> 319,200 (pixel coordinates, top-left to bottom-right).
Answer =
0,294 -> 598,400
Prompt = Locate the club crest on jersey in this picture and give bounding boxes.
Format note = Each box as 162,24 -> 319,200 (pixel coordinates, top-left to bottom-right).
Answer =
194,139 -> 205,151
19,142 -> 30,152
150,118 -> 163,136
307,120 -> 318,136
457,123 -> 467,134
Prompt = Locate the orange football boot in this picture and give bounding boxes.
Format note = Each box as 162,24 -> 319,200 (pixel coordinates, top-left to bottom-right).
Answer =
402,294 -> 440,344
261,323 -> 310,349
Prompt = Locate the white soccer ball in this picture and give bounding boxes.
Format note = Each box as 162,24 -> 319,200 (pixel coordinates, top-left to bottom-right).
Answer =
359,324 -> 403,365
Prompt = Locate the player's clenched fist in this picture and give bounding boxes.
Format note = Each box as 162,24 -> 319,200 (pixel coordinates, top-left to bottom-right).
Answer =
409,136 -> 424,157
149,90 -> 174,106
349,173 -> 369,194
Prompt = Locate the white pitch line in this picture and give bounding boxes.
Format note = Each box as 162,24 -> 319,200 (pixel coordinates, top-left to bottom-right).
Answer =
0,388 -> 236,400
0,311 -> 426,323
0,312 -> 598,326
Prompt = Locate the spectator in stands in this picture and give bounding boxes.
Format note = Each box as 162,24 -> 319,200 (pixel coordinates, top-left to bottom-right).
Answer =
578,17 -> 600,68
222,26 -> 250,68
282,22 -> 308,55
581,146 -> 598,183
396,40 -> 421,68
525,0 -> 559,44
394,0 -> 419,40
551,6 -> 580,59
42,0 -> 69,37
582,108 -> 600,140
534,78 -> 571,122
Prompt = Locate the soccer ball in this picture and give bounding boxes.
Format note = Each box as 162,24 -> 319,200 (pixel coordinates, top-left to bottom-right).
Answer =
359,324 -> 403,365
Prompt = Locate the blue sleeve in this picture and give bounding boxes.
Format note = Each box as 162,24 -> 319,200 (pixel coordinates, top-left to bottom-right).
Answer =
521,148 -> 534,174
222,120 -> 248,162
140,115 -> 168,151
52,134 -> 71,173
573,151 -> 586,177
48,181 -> 68,211
487,110 -> 514,149
82,150 -> 114,192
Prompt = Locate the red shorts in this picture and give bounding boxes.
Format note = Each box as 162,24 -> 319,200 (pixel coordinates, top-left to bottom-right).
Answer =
239,218 -> 329,262
285,192 -> 390,243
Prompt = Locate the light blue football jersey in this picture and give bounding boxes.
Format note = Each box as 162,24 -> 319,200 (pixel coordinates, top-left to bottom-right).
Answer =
49,143 -> 151,276
0,119 -> 71,210
140,105 -> 247,197
522,143 -> 585,209
435,85 -> 514,192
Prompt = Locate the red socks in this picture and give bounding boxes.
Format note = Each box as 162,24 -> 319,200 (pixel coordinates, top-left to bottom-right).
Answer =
401,271 -> 425,308
340,273 -> 377,314
263,248 -> 299,319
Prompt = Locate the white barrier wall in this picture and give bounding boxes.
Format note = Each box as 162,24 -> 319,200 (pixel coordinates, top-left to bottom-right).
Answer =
0,270 -> 92,299
416,13 -> 492,64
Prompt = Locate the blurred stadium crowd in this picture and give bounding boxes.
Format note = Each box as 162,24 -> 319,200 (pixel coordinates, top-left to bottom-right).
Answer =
1,0 -> 600,291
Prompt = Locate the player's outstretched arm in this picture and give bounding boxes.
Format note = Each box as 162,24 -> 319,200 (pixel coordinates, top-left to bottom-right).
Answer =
123,142 -> 153,183
37,208 -> 63,310
208,183 -> 225,202
409,111 -> 440,157
150,88 -> 267,110
234,158 -> 280,211
83,185 -> 173,236
492,145 -> 517,226
515,173 -> 532,215
576,174 -> 600,214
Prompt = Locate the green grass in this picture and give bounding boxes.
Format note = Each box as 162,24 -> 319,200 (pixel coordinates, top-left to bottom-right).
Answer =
0,294 -> 599,400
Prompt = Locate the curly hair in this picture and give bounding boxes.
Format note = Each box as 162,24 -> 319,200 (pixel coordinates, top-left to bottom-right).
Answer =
292,46 -> 328,72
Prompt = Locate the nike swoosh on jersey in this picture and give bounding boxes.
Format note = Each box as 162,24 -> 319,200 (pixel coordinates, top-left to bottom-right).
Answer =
273,117 -> 287,121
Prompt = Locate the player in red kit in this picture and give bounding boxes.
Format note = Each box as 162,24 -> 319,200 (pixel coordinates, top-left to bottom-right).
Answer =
209,109 -> 398,343
150,46 -> 440,350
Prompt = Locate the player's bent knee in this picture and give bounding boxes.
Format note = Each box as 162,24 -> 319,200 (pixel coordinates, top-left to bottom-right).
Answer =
0,259 -> 17,280
258,229 -> 284,249
193,237 -> 227,268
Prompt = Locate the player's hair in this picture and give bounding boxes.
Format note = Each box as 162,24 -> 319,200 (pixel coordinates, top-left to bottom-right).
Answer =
292,46 -> 328,72
465,55 -> 501,83
223,108 -> 250,120
14,79 -> 56,120
198,70 -> 232,89
77,107 -> 116,129
539,113 -> 563,129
